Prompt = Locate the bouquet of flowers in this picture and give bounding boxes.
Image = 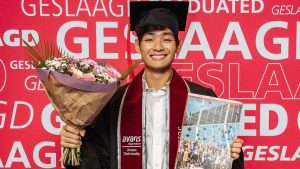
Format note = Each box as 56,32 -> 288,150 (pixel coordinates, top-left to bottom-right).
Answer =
23,39 -> 141,166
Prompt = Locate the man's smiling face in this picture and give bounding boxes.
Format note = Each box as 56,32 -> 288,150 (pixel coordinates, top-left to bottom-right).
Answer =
135,28 -> 180,72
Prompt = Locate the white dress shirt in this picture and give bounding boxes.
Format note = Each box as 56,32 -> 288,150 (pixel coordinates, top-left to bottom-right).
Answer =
144,80 -> 169,169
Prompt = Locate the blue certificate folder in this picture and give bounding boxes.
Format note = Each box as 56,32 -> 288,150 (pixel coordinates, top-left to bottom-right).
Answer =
176,93 -> 243,169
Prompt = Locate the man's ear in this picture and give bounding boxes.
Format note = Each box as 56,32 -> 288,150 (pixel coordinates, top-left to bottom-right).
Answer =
134,39 -> 141,54
176,39 -> 182,53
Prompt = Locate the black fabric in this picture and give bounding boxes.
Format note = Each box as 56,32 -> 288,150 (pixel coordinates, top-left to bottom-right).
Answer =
65,81 -> 244,169
130,1 -> 189,34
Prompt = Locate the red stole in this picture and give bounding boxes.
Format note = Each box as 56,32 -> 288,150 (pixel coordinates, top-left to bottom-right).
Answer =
120,69 -> 188,169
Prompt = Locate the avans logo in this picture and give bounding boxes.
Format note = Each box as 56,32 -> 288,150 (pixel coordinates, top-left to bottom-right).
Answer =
0,59 -> 7,92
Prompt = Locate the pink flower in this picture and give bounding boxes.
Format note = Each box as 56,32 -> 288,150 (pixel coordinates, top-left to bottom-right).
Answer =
106,66 -> 121,79
82,73 -> 96,82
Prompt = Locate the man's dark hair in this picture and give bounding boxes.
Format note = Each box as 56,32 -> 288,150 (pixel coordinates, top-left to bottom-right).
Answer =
135,24 -> 180,46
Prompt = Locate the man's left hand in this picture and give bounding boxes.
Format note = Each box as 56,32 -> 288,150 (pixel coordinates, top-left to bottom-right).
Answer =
230,138 -> 244,160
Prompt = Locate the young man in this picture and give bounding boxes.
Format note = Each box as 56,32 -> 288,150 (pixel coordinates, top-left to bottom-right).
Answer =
61,2 -> 244,169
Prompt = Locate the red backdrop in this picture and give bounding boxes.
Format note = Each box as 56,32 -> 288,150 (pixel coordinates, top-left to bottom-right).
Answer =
1,0 -> 300,168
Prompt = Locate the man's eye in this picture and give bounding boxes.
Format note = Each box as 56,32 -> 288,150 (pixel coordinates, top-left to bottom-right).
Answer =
164,39 -> 172,42
144,39 -> 153,42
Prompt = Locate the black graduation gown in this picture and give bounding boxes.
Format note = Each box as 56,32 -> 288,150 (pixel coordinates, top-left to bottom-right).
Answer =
65,80 -> 244,169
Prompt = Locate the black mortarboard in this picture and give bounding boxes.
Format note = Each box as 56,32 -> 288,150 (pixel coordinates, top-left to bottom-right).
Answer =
130,1 -> 189,34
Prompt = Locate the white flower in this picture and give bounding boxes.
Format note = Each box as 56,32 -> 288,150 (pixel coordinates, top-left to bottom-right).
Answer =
70,67 -> 83,79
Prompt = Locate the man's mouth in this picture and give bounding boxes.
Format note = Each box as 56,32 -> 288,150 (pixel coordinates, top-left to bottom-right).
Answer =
150,54 -> 167,60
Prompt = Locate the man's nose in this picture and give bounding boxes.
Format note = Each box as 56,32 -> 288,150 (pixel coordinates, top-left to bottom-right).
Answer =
153,40 -> 164,51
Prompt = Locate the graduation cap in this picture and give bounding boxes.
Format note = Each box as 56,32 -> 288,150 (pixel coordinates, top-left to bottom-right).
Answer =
130,1 -> 189,35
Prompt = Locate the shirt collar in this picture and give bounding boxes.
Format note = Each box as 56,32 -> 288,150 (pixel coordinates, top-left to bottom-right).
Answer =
142,70 -> 173,91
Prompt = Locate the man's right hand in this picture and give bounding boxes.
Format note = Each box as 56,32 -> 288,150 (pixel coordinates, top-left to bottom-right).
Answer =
60,125 -> 86,148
